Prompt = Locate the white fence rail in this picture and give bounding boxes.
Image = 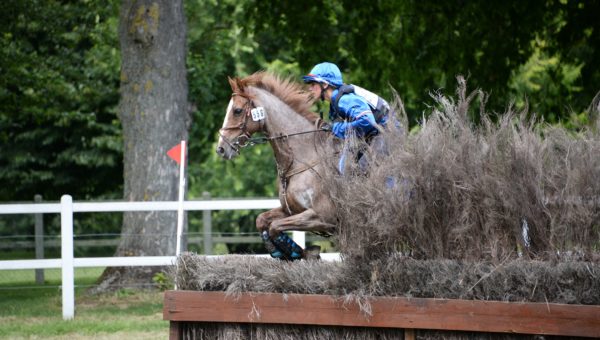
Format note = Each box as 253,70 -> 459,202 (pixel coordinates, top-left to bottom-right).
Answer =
0,195 -> 340,320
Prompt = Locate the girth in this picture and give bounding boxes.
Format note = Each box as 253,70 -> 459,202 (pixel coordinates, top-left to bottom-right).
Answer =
278,159 -> 321,215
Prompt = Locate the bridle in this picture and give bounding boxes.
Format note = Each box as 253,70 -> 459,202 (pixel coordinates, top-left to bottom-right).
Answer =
219,93 -> 325,152
218,93 -> 256,152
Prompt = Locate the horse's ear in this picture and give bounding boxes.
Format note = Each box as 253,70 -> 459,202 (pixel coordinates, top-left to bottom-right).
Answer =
228,76 -> 244,94
227,77 -> 237,92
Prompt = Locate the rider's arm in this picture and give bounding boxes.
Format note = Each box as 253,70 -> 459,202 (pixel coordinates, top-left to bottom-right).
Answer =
331,95 -> 377,138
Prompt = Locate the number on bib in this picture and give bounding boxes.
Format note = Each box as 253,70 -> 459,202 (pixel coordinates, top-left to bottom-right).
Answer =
251,107 -> 266,121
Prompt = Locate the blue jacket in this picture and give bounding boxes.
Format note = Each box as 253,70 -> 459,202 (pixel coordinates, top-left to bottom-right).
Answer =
330,89 -> 384,139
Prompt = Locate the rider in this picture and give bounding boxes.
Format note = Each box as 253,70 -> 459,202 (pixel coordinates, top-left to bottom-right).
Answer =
302,62 -> 393,173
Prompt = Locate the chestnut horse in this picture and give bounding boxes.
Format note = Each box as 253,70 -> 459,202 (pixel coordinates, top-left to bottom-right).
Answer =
216,72 -> 337,260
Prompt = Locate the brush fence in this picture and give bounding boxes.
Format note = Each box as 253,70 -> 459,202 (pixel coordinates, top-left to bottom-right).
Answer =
163,290 -> 600,339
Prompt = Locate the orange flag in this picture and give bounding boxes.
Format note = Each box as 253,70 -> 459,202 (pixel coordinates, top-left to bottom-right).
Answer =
167,143 -> 183,164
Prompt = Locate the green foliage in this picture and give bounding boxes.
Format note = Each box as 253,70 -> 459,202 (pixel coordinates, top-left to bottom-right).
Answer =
240,0 -> 598,126
0,0 -> 122,202
184,0 -> 283,253
184,0 -> 301,165
185,0 -> 238,164
191,144 -> 277,198
544,0 -> 600,111
509,45 -> 584,123
152,271 -> 173,291
0,0 -> 122,240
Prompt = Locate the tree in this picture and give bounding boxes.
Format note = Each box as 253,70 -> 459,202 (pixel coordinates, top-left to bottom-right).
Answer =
0,1 -> 122,202
95,0 -> 190,290
0,0 -> 122,238
536,0 -> 600,121
241,1 -> 596,124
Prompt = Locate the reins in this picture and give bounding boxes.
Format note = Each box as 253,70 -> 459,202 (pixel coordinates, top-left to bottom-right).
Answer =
243,129 -> 325,147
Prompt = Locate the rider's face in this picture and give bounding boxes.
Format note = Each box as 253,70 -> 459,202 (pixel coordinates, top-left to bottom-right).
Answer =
308,82 -> 323,99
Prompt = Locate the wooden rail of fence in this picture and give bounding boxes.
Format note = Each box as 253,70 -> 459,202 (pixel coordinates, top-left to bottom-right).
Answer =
163,291 -> 600,339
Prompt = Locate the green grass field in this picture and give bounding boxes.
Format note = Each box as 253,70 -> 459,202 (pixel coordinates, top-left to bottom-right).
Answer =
0,267 -> 168,339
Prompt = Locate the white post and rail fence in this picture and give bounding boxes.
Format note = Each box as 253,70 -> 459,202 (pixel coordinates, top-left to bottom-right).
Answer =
0,195 -> 338,320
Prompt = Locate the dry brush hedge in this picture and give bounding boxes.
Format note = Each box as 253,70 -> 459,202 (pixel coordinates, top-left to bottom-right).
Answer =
173,255 -> 600,306
327,77 -> 600,263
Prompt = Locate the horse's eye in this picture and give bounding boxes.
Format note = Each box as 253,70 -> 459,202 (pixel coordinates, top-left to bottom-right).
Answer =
233,108 -> 243,116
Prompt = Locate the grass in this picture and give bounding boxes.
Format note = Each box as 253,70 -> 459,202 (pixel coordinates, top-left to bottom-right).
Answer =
0,267 -> 168,339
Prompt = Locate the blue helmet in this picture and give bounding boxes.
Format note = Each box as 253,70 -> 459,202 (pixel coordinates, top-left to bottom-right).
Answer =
302,62 -> 343,87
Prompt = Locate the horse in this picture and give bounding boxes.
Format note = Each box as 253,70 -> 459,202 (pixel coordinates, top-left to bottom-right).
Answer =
216,72 -> 337,260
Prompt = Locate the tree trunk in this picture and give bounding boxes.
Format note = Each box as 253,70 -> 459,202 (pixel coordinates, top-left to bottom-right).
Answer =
94,0 -> 190,292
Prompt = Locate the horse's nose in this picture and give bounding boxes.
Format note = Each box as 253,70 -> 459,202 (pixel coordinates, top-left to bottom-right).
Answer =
216,146 -> 225,156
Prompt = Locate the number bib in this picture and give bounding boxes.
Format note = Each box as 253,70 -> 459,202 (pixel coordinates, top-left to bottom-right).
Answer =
251,107 -> 266,121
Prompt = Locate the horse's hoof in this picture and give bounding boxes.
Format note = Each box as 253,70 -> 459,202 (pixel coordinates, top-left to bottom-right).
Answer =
303,245 -> 321,261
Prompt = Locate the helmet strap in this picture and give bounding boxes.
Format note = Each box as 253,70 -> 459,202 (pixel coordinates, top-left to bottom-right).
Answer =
319,83 -> 326,101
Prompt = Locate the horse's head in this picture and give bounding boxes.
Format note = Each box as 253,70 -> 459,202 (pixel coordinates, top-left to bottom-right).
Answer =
216,77 -> 264,160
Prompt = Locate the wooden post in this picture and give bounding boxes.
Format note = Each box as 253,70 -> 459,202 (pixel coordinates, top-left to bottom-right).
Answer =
202,192 -> 212,255
169,320 -> 181,340
404,329 -> 415,340
34,194 -> 44,285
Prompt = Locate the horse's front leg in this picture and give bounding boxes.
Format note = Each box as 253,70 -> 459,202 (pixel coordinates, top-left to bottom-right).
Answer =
256,207 -> 288,232
266,208 -> 336,260
269,208 -> 336,237
256,207 -> 293,259
257,207 -> 312,260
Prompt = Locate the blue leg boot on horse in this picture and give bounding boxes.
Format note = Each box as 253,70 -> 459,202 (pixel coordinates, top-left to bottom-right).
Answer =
261,231 -> 321,261
261,231 -> 302,260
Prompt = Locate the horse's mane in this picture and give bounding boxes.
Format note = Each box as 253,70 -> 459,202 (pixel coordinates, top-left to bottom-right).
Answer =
229,71 -> 318,124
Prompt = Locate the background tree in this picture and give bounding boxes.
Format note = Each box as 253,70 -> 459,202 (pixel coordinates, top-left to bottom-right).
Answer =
241,0 -> 597,124
95,0 -> 190,290
0,1 -> 122,202
0,0 -> 122,239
